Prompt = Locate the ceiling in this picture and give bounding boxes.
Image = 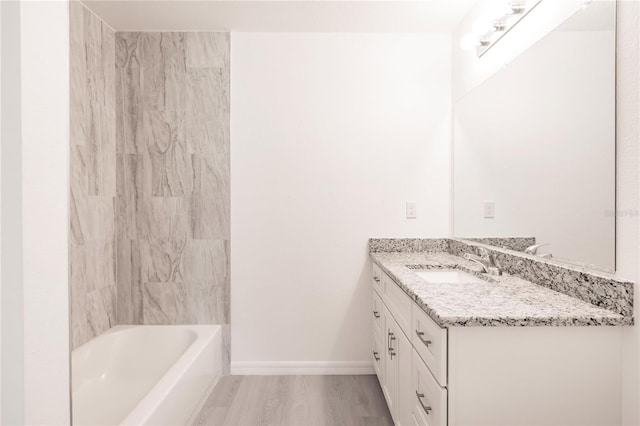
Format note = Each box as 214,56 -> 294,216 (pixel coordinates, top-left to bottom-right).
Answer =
82,0 -> 480,32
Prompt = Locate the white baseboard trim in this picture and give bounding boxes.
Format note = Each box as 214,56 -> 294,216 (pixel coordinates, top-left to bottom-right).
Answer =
230,361 -> 375,375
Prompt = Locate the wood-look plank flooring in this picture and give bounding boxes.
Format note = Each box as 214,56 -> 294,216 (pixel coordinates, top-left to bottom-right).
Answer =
192,375 -> 393,426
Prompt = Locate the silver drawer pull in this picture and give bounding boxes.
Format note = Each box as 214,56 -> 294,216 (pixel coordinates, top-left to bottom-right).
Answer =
415,391 -> 432,415
373,276 -> 381,282
388,331 -> 396,359
373,311 -> 380,318
373,351 -> 380,361
415,330 -> 432,347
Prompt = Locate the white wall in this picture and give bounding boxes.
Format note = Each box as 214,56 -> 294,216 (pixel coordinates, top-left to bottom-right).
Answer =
231,33 -> 451,372
1,2 -> 71,422
0,1 -> 4,421
20,1 -> 71,424
454,28 -> 616,268
1,1 -> 24,423
616,2 -> 640,424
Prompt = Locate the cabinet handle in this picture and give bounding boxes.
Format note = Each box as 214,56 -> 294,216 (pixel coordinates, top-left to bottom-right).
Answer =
388,331 -> 396,359
373,311 -> 380,318
373,351 -> 380,362
373,276 -> 381,282
415,330 -> 432,347
415,391 -> 432,415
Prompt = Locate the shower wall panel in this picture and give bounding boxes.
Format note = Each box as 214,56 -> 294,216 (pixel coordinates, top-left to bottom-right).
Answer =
114,32 -> 230,333
69,1 -> 117,349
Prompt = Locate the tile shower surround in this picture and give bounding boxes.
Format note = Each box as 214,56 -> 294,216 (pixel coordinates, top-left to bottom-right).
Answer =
370,238 -> 634,318
115,32 -> 230,328
70,2 -> 117,349
70,3 -> 230,364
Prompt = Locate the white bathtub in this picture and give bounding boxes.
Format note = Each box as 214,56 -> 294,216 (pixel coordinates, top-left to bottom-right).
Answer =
72,325 -> 222,426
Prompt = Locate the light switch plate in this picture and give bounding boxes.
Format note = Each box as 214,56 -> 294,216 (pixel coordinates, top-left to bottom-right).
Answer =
406,201 -> 417,219
483,201 -> 495,219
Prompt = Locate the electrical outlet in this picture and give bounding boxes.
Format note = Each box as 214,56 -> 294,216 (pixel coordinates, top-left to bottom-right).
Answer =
483,201 -> 495,219
406,201 -> 417,219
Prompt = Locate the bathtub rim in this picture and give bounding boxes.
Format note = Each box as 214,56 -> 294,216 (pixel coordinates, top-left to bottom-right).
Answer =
71,324 -> 221,426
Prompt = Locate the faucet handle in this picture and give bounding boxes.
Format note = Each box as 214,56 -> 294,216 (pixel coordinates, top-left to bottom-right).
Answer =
476,248 -> 498,266
525,243 -> 549,255
463,252 -> 481,262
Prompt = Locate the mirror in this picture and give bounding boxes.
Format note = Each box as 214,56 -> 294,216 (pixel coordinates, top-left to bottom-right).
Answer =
453,1 -> 616,271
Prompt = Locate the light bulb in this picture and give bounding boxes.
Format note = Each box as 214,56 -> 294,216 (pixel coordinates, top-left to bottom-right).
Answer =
460,34 -> 479,51
507,0 -> 526,14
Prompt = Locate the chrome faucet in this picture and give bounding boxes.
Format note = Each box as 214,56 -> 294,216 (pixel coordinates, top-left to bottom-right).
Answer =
525,243 -> 551,258
464,252 -> 502,276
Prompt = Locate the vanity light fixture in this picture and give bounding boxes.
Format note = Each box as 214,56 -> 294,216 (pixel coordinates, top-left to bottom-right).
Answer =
460,33 -> 490,51
459,0 -> 543,57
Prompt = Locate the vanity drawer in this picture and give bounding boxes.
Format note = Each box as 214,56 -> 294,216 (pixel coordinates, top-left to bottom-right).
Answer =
372,291 -> 384,338
411,349 -> 447,426
383,273 -> 412,339
412,303 -> 447,387
372,263 -> 384,295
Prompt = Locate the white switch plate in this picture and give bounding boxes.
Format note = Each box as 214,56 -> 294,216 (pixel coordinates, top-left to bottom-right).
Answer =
483,201 -> 495,219
406,201 -> 417,219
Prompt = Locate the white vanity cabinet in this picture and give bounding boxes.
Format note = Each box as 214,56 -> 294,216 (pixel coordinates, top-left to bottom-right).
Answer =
372,267 -> 440,426
371,264 -> 624,426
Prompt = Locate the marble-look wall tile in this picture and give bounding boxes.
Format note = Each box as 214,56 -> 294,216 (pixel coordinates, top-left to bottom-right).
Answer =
116,239 -> 142,324
185,33 -> 229,68
142,277 -> 228,325
115,32 -> 230,345
73,24 -> 230,359
70,2 -> 116,349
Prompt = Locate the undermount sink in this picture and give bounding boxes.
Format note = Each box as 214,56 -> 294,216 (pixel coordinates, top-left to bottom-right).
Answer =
413,269 -> 486,284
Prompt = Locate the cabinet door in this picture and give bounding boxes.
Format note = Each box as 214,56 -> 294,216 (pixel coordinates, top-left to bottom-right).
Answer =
396,321 -> 413,426
373,291 -> 386,388
373,328 -> 385,387
373,291 -> 384,344
382,306 -> 398,421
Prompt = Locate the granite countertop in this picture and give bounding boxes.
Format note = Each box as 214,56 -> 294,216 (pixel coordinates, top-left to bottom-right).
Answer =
371,251 -> 632,327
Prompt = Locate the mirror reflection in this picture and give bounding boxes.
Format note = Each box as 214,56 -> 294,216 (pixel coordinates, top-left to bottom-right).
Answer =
453,1 -> 616,271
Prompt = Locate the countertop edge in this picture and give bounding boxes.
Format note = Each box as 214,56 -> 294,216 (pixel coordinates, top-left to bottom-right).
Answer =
371,254 -> 634,328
